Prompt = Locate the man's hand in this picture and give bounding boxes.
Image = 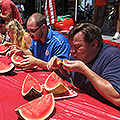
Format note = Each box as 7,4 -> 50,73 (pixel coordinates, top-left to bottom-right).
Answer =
6,49 -> 23,58
63,60 -> 86,74
20,55 -> 37,69
47,56 -> 62,71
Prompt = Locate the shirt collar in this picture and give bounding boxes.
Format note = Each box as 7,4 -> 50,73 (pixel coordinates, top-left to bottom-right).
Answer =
45,25 -> 53,44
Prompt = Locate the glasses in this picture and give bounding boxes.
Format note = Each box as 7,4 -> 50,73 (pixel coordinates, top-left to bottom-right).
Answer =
28,24 -> 43,34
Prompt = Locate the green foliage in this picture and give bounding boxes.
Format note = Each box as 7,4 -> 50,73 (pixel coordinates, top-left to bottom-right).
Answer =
78,0 -> 83,5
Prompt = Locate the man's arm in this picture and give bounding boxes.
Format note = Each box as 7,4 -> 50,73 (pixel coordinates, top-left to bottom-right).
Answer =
18,47 -> 47,69
0,11 -> 12,21
63,60 -> 120,106
20,55 -> 48,70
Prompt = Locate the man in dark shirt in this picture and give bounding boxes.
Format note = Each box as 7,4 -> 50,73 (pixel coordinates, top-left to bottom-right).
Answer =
47,23 -> 120,110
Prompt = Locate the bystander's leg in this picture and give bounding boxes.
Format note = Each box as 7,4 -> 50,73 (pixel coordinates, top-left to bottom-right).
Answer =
112,4 -> 120,40
92,6 -> 100,26
99,5 -> 107,28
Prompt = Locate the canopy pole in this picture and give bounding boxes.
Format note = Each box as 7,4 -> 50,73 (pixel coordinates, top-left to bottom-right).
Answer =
75,0 -> 78,22
39,0 -> 41,13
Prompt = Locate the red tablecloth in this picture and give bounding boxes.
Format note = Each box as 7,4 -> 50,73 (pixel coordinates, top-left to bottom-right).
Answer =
103,39 -> 120,50
0,57 -> 120,120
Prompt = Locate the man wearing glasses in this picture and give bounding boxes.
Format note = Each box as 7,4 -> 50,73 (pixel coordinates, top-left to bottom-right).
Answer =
7,13 -> 70,70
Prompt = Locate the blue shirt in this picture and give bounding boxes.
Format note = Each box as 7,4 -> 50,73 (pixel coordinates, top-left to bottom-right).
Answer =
29,26 -> 70,62
72,43 -> 120,110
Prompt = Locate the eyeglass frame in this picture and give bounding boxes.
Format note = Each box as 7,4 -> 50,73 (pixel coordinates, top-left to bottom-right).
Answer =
28,24 -> 43,34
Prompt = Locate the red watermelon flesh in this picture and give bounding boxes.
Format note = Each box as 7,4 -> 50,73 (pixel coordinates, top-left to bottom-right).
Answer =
0,60 -> 14,73
42,86 -> 50,95
0,44 -> 9,54
11,53 -> 24,67
15,93 -> 54,120
22,74 -> 42,101
12,54 -> 23,62
44,72 -> 69,94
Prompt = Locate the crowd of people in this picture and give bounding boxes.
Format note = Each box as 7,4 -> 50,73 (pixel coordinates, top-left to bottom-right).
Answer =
0,0 -> 120,111
77,3 -> 93,21
78,1 -> 120,40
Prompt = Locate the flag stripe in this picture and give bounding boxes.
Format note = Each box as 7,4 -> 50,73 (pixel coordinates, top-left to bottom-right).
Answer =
44,0 -> 56,25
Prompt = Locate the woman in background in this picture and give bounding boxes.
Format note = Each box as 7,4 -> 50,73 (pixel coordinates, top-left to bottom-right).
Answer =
5,19 -> 32,50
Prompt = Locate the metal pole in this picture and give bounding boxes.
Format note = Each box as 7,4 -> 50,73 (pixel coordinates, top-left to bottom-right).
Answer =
75,0 -> 78,22
39,0 -> 41,13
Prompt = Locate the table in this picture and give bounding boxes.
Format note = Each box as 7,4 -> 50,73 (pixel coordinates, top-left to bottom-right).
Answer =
0,57 -> 120,120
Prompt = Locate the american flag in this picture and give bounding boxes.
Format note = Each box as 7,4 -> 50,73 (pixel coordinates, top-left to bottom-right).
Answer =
44,0 -> 57,25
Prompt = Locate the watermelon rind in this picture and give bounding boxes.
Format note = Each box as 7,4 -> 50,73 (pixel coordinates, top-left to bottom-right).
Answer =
22,74 -> 43,101
44,72 -> 69,94
22,87 -> 42,101
0,63 -> 15,74
0,44 -> 10,54
15,93 -> 55,120
11,53 -> 23,67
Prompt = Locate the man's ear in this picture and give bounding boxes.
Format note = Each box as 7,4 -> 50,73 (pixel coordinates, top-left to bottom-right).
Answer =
91,40 -> 98,49
42,24 -> 46,30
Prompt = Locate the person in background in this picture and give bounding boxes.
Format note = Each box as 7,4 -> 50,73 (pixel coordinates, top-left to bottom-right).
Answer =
0,17 -> 5,42
0,17 -> 10,43
47,23 -> 120,110
0,0 -> 23,26
16,0 -> 25,22
112,3 -> 120,40
6,13 -> 70,71
92,0 -> 107,31
5,19 -> 32,50
88,5 -> 93,20
85,3 -> 90,20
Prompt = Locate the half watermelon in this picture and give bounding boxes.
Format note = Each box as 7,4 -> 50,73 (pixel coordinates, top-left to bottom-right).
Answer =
15,93 -> 55,120
0,44 -> 10,54
0,61 -> 15,74
44,72 -> 69,94
22,74 -> 43,101
11,53 -> 24,67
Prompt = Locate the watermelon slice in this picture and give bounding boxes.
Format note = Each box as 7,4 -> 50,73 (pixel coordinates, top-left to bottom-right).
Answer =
44,72 -> 69,94
0,44 -> 10,54
11,53 -> 24,67
15,93 -> 55,120
22,74 -> 43,101
0,61 -> 15,74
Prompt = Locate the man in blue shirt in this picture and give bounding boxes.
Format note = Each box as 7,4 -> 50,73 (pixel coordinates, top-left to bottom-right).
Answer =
47,23 -> 120,110
7,13 -> 70,70
29,26 -> 70,62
